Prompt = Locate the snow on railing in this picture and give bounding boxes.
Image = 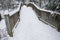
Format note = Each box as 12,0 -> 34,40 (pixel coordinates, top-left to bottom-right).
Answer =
28,2 -> 60,15
4,2 -> 21,16
4,2 -> 22,37
27,2 -> 60,31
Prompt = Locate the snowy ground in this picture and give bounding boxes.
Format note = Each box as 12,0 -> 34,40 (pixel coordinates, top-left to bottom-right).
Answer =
8,5 -> 60,40
0,19 -> 9,40
0,19 -> 6,29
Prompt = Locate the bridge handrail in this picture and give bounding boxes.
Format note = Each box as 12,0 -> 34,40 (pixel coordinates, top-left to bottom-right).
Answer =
27,2 -> 60,31
28,2 -> 60,15
4,2 -> 22,37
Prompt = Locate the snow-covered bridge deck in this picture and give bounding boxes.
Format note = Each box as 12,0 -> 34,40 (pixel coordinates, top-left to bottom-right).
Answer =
9,5 -> 60,40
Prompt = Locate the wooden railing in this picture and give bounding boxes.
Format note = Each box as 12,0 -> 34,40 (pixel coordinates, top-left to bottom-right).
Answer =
4,11 -> 20,37
27,2 -> 60,31
4,3 -> 22,37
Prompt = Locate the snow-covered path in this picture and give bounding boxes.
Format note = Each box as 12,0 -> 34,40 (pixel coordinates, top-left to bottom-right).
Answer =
10,5 -> 60,40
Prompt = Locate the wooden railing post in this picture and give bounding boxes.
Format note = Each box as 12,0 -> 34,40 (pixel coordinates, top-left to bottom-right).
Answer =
4,14 -> 13,37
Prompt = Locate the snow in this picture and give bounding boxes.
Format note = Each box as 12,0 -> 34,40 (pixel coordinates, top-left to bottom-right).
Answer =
0,19 -> 8,40
9,5 -> 60,40
0,10 -> 5,18
29,2 -> 53,12
4,2 -> 21,16
4,10 -> 9,15
29,2 -> 60,15
9,3 -> 21,16
0,19 -> 6,29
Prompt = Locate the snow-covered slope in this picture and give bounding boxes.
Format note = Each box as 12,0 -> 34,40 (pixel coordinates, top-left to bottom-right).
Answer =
0,19 -> 8,40
0,19 -> 6,29
9,5 -> 60,40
